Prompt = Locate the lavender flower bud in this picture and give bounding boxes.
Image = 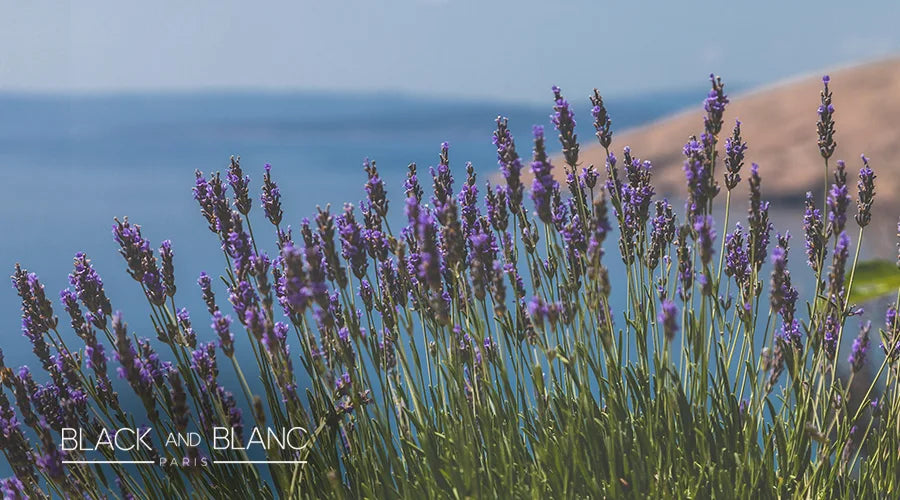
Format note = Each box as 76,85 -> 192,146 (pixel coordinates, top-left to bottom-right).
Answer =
704,74 -> 729,136
723,120 -> 746,190
12,266 -> 56,369
431,142 -> 455,219
676,225 -> 694,300
405,163 -> 423,204
855,155 -> 875,228
197,272 -> 218,315
260,163 -> 283,226
112,217 -> 151,282
659,299 -> 678,342
485,182 -> 509,233
827,231 -> 851,308
817,75 -> 837,160
683,135 -> 716,218
159,240 -> 176,297
69,252 -> 112,329
748,164 -> 772,270
848,321 -> 871,373
551,85 -> 579,168
337,204 -> 368,280
803,192 -> 827,273
827,160 -> 851,237
316,205 -> 349,288
364,158 -> 389,219
112,312 -> 156,419
0,477 -> 26,499
590,89 -> 612,150
493,117 -> 524,215
211,311 -> 234,357
693,215 -> 716,267
192,342 -> 219,388
227,155 -> 252,215
530,125 -> 558,224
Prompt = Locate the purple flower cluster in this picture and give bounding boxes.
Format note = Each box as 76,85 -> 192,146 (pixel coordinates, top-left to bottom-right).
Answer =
803,192 -> 827,274
682,135 -> 718,218
658,299 -> 678,342
261,163 -> 283,226
551,85 -> 579,168
704,74 -> 729,136
827,160 -> 851,237
112,217 -> 169,305
848,321 -> 871,373
817,75 -> 837,159
530,126 -> 558,224
493,117 -> 524,214
855,155 -> 875,228
590,89 -> 613,150
723,120 -> 747,190
11,266 -> 57,369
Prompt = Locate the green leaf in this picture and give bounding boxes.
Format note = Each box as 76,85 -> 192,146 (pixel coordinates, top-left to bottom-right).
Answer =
849,259 -> 900,303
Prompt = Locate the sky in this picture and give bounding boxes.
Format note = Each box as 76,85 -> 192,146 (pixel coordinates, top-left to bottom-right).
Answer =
1,1 -> 898,103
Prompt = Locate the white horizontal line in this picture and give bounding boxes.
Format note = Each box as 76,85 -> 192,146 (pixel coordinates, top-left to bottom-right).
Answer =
63,460 -> 154,464
213,460 -> 306,464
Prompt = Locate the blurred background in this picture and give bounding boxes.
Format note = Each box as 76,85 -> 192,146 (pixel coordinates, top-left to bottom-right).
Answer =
0,0 -> 898,419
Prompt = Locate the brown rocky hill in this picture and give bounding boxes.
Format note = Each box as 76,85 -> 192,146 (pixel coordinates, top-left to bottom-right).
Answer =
563,57 -> 900,256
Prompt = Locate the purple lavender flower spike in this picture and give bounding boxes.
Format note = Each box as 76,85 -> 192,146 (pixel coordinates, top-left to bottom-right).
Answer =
405,162 -> 424,204
227,155 -> 252,215
69,252 -> 112,329
415,209 -> 442,292
159,240 -> 176,298
551,85 -> 579,168
827,160 -> 851,237
0,477 -> 26,499
530,125 -> 558,224
260,163 -> 283,226
676,226 -> 694,300
817,75 -> 837,159
337,204 -> 368,280
112,217 -> 151,282
198,272 -> 218,315
819,313 -> 838,361
693,215 -> 716,267
211,310 -> 234,358
226,211 -> 253,280
12,266 -> 57,369
458,163 -> 479,237
364,158 -> 389,220
747,164 -> 772,270
704,74 -> 729,136
723,120 -> 746,190
590,89 -> 612,150
430,142 -> 455,220
493,117 -> 524,214
827,231 -> 851,307
855,155 -> 875,228
659,299 -> 678,342
191,342 -> 219,388
229,280 -> 258,327
803,192 -> 827,273
848,321 -> 871,373
683,135 -> 716,217
112,312 -> 157,419
176,307 -> 197,348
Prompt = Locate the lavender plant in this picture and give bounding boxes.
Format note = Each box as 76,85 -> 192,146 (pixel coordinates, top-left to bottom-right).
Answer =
2,74 -> 899,499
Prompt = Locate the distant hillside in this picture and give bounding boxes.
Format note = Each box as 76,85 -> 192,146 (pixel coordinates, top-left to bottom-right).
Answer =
567,58 -> 900,256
